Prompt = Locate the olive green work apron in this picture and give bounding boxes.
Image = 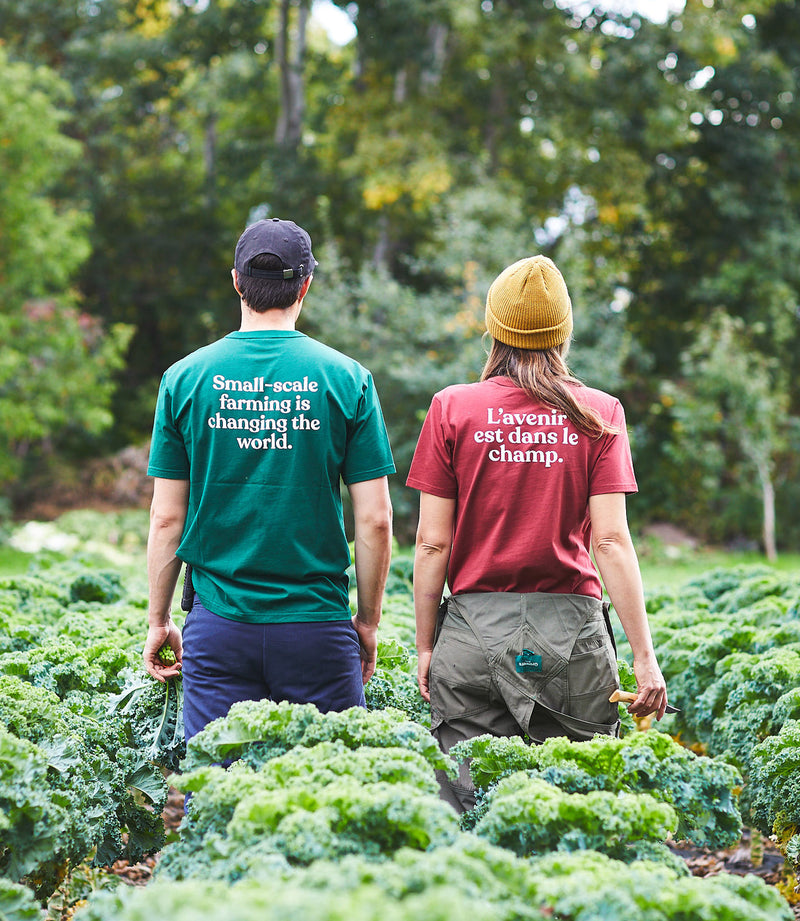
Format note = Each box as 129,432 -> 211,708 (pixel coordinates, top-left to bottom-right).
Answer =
429,591 -> 620,812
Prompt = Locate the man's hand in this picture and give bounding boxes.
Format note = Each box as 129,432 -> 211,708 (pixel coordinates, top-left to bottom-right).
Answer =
143,620 -> 183,682
352,615 -> 378,685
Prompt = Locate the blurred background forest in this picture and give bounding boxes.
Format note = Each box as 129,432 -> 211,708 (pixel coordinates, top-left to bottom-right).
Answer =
1,0 -> 799,552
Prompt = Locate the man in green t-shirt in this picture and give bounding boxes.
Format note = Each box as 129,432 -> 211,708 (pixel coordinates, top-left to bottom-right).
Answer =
143,218 -> 395,741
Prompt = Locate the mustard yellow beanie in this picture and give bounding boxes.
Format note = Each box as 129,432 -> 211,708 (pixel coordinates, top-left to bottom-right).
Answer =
485,255 -> 573,350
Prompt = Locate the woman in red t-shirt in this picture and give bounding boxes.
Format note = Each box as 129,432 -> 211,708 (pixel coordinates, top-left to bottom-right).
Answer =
406,255 -> 668,812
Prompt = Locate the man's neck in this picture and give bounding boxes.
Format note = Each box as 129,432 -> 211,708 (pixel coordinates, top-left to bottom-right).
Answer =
239,298 -> 302,332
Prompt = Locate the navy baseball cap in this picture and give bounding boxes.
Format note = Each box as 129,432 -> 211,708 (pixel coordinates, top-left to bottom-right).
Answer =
234,218 -> 318,280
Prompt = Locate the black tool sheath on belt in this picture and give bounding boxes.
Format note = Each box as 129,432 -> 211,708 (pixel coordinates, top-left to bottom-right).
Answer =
180,564 -> 194,612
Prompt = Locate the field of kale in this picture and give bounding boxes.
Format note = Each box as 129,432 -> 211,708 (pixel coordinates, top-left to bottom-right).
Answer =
1,510 -> 799,920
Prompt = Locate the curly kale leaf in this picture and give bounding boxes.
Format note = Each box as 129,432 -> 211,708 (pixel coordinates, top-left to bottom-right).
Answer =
747,719 -> 800,838
163,742 -> 453,879
0,727 -> 74,897
177,742 -> 441,845
77,874 -> 509,921
0,636 -> 137,696
69,570 -> 124,604
364,639 -> 430,725
452,730 -> 742,847
0,675 -> 166,889
685,564 -> 775,602
161,754 -> 456,878
709,572 -> 798,614
474,774 -> 677,861
81,839 -> 794,921
111,673 -> 185,772
184,700 -> 449,774
689,645 -> 800,766
363,670 -> 413,711
529,850 -> 792,921
0,878 -> 44,920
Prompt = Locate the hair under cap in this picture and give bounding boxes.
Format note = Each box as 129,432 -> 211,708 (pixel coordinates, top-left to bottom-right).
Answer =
485,255 -> 573,350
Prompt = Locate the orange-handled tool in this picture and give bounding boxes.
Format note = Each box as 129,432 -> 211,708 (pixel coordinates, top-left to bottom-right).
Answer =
609,689 -> 680,714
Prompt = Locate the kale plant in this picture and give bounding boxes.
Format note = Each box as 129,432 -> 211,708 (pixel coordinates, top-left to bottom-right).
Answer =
452,730 -> 742,847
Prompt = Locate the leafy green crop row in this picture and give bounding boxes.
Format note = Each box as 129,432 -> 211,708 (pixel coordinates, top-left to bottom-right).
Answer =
0,562 -> 182,899
452,730 -> 742,848
622,566 -> 800,881
79,696 -> 790,920
75,842 -> 790,921
0,548 -> 795,920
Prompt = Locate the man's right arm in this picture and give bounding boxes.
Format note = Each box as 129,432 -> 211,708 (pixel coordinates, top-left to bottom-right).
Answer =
348,476 -> 393,684
144,477 -> 189,682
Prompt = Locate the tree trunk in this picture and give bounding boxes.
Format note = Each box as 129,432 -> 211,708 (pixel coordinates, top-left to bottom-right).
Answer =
420,22 -> 448,90
274,0 -> 310,150
755,456 -> 777,562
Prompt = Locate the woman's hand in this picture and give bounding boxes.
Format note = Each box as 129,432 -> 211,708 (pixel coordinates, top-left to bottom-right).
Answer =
630,656 -> 668,720
417,648 -> 432,702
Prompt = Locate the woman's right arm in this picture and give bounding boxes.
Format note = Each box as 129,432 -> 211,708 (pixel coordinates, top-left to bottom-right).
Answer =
413,492 -> 456,702
588,492 -> 668,720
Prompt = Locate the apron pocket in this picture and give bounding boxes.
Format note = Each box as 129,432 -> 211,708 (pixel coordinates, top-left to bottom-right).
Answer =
566,631 -> 619,725
529,699 -> 620,742
430,628 -> 493,721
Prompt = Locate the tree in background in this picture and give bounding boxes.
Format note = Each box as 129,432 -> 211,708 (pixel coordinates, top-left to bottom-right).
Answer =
660,311 -> 795,560
0,0 -> 798,550
0,49 -> 133,489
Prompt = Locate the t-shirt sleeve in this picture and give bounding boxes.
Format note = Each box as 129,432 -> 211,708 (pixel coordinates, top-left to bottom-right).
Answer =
147,375 -> 190,479
406,394 -> 457,499
588,399 -> 638,496
341,373 -> 395,485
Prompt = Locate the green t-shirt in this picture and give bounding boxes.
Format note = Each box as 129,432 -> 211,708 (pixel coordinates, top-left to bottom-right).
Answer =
147,330 -> 395,623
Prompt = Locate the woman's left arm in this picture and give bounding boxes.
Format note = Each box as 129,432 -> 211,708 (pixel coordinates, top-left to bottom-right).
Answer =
413,492 -> 455,702
589,492 -> 668,719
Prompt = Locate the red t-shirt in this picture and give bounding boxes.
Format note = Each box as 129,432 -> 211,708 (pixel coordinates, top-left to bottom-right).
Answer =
406,377 -> 637,599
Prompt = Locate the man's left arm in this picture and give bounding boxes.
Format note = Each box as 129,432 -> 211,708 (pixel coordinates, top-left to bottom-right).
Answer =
144,477 -> 189,681
348,476 -> 393,684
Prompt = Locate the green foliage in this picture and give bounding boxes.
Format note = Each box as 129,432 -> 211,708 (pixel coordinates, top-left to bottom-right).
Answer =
686,564 -> 777,601
76,875 -> 511,921
0,563 -> 181,896
0,726 -> 73,896
160,742 -> 456,880
638,568 -> 800,766
0,49 -> 133,490
747,720 -> 800,840
183,699 -> 449,774
69,570 -> 124,604
76,841 -> 793,921
363,638 -> 430,725
0,636 -> 134,697
0,544 -> 794,918
452,730 -> 742,848
0,674 -> 168,896
0,48 -> 90,303
474,774 -> 679,867
111,674 -> 185,772
0,878 -> 43,921
528,850 -> 792,921
636,565 -> 800,887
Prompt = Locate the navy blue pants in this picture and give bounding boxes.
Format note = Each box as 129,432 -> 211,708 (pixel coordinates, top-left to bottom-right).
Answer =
181,597 -> 366,742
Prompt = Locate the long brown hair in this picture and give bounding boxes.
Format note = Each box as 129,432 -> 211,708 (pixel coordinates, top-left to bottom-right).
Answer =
480,340 -> 618,439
